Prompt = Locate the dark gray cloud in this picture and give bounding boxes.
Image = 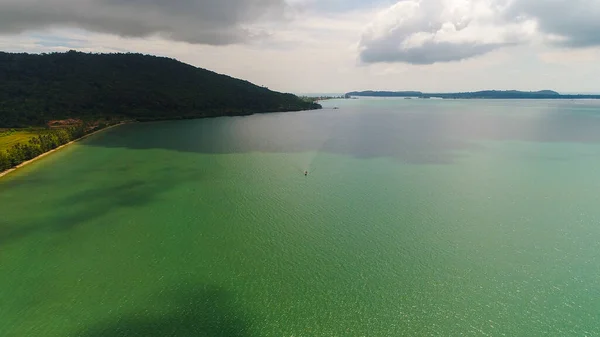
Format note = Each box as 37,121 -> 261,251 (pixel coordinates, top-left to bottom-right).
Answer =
361,40 -> 510,65
0,0 -> 288,45
506,0 -> 600,48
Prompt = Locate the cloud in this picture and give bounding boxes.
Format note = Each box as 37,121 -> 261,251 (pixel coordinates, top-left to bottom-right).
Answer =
0,0 -> 289,45
358,0 -> 536,65
505,0 -> 600,48
287,0 -> 393,13
359,0 -> 600,65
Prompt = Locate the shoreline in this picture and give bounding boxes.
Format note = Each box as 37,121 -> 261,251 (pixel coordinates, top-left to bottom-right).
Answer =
0,122 -> 127,180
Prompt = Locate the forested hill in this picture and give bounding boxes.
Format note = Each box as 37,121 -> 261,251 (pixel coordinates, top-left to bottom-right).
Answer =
346,90 -> 600,99
0,51 -> 321,127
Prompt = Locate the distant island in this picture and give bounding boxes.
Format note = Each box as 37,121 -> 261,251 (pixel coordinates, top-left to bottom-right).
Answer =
0,50 -> 321,175
300,95 -> 350,102
346,90 -> 600,99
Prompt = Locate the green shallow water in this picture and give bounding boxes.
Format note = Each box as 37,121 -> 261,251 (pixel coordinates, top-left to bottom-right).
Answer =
2,99 -> 600,336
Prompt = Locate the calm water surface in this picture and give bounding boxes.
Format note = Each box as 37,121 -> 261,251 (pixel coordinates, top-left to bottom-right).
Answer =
2,99 -> 600,336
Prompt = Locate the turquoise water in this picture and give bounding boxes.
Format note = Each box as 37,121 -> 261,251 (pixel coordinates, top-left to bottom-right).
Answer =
2,99 -> 600,336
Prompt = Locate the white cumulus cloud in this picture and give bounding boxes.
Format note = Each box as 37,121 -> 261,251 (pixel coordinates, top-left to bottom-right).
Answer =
358,0 -> 536,64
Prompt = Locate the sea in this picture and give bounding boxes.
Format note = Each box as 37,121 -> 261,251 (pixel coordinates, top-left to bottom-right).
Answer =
1,98 -> 600,336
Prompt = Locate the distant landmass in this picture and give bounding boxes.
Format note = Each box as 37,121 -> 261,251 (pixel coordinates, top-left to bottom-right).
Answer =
0,51 -> 321,128
346,90 -> 600,99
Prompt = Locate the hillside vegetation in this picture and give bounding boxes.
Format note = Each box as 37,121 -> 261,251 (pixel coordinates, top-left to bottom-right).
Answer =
0,51 -> 321,127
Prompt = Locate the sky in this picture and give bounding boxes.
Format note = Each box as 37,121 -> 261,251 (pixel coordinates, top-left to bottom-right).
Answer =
1,0 -> 600,94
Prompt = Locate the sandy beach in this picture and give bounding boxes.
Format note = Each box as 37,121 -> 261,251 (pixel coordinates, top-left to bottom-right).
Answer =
0,122 -> 127,180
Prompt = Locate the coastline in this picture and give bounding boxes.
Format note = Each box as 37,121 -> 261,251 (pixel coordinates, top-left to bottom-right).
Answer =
0,122 -> 127,180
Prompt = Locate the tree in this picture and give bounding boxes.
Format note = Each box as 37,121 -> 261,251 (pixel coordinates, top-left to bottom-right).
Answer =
0,151 -> 10,171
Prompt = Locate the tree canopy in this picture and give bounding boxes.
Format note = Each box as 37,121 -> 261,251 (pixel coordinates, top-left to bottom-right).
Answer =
0,50 -> 321,127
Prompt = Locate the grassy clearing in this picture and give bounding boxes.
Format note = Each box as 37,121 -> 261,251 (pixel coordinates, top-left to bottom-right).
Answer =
0,129 -> 52,152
